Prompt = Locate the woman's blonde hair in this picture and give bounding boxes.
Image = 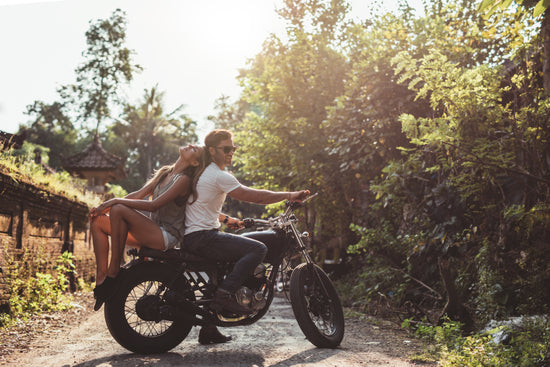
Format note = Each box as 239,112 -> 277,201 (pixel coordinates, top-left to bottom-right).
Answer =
189,147 -> 209,204
145,146 -> 206,204
145,164 -> 175,190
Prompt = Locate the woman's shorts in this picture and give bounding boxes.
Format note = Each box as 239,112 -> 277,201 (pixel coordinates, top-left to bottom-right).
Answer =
160,227 -> 179,250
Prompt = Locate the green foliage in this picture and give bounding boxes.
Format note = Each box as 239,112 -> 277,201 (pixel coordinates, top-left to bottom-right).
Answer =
105,182 -> 128,198
21,101 -> 77,169
1,248 -> 78,326
0,142 -> 101,207
383,40 -> 550,321
479,0 -> 550,18
334,256 -> 407,316
110,86 -> 199,190
403,317 -> 550,366
323,0 -> 523,233
332,0 -> 550,330
206,1 -> 550,330
18,9 -> 143,193
227,0 -> 352,242
58,8 -> 141,135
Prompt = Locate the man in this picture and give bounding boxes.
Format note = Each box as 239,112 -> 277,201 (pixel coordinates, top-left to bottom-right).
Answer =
184,129 -> 309,315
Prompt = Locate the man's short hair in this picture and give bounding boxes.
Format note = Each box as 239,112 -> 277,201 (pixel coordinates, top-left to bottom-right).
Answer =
204,129 -> 233,147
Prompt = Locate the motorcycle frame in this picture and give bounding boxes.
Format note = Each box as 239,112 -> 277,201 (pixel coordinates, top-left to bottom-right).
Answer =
122,197 -> 317,328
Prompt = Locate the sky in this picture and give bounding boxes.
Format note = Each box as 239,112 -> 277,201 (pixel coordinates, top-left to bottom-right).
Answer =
0,0 -> 423,140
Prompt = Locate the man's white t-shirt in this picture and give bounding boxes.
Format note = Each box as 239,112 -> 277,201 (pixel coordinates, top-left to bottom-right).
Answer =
185,162 -> 241,235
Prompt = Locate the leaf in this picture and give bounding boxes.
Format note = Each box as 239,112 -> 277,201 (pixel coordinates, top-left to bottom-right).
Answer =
534,0 -> 550,17
501,0 -> 515,10
478,0 -> 496,11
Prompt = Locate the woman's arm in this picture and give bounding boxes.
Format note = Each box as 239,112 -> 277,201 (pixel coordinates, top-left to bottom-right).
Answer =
90,179 -> 157,218
124,180 -> 157,200
92,175 -> 192,216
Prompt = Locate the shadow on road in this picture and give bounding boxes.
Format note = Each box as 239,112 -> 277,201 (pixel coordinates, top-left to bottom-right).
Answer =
71,350 -> 265,367
70,346 -> 340,367
268,347 -> 341,366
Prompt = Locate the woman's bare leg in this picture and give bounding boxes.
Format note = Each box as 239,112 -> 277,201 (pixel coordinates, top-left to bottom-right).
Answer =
90,215 -> 111,285
106,204 -> 165,278
90,215 -> 142,285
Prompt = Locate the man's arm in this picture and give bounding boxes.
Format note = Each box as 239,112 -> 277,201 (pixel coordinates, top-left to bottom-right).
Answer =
228,185 -> 308,205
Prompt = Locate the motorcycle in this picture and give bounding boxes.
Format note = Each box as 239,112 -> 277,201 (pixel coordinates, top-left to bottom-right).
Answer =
104,193 -> 345,354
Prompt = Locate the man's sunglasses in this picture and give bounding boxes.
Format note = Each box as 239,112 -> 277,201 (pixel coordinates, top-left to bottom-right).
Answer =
214,145 -> 238,154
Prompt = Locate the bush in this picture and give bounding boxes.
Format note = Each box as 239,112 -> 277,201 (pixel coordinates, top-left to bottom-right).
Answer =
1,247 -> 78,327
404,316 -> 550,366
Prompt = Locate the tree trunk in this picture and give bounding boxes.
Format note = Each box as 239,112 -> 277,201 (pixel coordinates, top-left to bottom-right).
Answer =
543,10 -> 550,91
437,257 -> 474,331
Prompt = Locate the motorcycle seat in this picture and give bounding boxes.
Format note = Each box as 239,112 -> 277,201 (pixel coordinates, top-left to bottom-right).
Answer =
135,246 -> 212,263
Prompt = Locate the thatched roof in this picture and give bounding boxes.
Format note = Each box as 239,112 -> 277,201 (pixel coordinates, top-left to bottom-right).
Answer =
62,134 -> 126,180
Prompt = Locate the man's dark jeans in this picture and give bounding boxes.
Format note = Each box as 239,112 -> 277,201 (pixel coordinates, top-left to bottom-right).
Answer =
183,229 -> 267,293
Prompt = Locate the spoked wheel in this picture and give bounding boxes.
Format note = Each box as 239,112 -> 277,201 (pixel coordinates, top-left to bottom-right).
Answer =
104,262 -> 194,354
289,263 -> 345,348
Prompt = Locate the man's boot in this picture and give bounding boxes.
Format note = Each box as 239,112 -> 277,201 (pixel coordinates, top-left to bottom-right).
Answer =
211,289 -> 254,315
198,325 -> 232,345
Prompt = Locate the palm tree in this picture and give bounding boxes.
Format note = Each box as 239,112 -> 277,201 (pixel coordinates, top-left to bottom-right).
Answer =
112,86 -> 198,186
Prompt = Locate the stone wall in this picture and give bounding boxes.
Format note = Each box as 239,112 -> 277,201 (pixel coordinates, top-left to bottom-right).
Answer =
0,171 -> 95,309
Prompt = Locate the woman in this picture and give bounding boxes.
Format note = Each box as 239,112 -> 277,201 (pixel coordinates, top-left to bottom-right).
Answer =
89,144 -> 230,344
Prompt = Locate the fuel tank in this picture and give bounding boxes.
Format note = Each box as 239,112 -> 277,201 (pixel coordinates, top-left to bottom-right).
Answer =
242,229 -> 288,263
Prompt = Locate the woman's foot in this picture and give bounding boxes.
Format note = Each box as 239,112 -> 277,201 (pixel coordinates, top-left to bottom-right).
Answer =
198,325 -> 232,345
93,276 -> 116,311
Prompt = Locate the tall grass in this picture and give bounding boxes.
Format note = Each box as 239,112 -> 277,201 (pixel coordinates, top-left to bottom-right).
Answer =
0,243 -> 80,328
0,142 -> 102,208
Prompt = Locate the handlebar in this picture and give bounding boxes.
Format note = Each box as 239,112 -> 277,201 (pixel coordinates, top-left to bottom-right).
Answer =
242,192 -> 319,229
286,192 -> 319,211
243,218 -> 270,228
302,192 -> 319,203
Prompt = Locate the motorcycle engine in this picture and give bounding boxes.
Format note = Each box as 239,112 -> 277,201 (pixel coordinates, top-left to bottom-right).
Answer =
235,263 -> 268,311
235,286 -> 266,310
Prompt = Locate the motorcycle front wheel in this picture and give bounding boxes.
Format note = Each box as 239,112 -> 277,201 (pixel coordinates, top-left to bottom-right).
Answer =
104,262 -> 194,354
289,263 -> 345,348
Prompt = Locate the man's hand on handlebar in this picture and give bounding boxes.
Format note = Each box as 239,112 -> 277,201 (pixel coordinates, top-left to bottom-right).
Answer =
289,190 -> 310,203
226,216 -> 244,230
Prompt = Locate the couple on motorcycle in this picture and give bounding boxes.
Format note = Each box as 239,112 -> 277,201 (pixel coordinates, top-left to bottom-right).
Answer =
89,129 -> 309,344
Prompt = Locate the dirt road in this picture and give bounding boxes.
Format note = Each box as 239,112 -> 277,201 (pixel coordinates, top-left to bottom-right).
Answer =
1,293 -> 432,366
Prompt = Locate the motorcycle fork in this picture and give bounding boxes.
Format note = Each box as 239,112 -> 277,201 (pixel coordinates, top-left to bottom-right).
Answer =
285,221 -> 333,300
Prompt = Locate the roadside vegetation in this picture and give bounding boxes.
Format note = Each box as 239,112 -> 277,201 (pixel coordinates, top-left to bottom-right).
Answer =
0,247 -> 84,328
0,145 -> 99,328
403,316 -> 550,366
208,1 -> 550,365
0,141 -> 102,208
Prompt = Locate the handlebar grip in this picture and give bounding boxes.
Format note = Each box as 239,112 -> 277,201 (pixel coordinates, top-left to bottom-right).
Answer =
243,218 -> 255,228
243,218 -> 271,228
289,201 -> 303,210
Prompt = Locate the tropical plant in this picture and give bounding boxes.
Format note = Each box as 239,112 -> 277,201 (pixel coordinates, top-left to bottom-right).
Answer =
110,86 -> 198,191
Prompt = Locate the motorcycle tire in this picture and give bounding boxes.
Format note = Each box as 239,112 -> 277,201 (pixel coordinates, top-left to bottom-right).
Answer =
289,263 -> 345,348
104,262 -> 194,354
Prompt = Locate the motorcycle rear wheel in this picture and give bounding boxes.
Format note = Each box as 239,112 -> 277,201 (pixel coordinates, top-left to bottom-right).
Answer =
289,263 -> 345,348
104,262 -> 194,354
